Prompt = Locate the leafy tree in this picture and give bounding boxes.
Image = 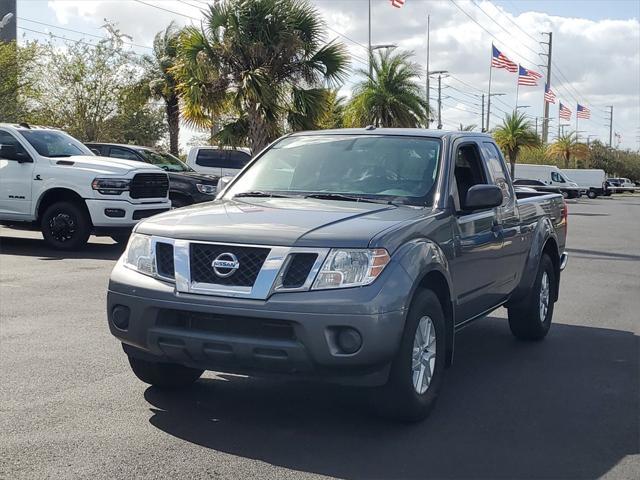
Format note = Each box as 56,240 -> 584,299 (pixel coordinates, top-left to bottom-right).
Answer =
102,84 -> 167,146
319,90 -> 346,129
493,112 -> 540,177
140,22 -> 181,154
0,41 -> 40,123
546,132 -> 590,168
24,23 -> 166,147
174,0 -> 348,154
344,49 -> 428,128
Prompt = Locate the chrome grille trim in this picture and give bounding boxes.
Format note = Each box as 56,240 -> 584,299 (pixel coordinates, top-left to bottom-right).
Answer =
147,236 -> 329,300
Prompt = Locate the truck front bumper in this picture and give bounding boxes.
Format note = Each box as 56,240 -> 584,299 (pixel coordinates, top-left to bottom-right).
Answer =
86,199 -> 171,227
107,261 -> 411,386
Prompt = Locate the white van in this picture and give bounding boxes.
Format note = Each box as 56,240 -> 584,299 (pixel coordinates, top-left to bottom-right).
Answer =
186,146 -> 252,177
514,164 -> 581,198
561,169 -> 609,199
0,123 -> 170,249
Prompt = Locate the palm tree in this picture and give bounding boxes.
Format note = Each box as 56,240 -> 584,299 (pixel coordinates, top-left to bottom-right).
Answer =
493,112 -> 540,177
546,132 -> 590,168
173,0 -> 348,154
318,90 -> 346,129
459,123 -> 477,131
140,22 -> 182,155
344,49 -> 428,128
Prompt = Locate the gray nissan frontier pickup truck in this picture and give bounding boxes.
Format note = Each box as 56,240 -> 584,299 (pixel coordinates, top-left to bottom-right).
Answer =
107,128 -> 568,421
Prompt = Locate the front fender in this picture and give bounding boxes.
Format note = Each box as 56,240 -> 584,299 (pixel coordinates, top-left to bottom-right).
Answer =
508,216 -> 558,305
395,238 -> 455,366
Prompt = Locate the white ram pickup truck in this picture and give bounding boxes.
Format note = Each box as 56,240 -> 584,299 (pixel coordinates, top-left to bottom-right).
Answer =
0,124 -> 170,250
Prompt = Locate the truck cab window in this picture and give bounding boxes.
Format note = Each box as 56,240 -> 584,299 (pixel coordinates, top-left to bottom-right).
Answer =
551,171 -> 566,183
454,143 -> 487,210
0,131 -> 27,155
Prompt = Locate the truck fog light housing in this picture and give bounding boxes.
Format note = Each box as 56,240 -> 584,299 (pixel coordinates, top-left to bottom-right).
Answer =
111,305 -> 130,330
312,248 -> 390,290
337,328 -> 362,354
104,208 -> 125,218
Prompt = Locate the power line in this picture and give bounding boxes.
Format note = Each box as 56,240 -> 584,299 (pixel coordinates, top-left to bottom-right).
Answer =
18,17 -> 153,51
18,26 -> 145,57
133,0 -> 201,21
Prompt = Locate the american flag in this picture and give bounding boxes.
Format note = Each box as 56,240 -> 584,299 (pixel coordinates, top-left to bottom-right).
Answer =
559,102 -> 572,120
518,65 -> 542,86
544,83 -> 556,104
491,45 -> 518,72
577,104 -> 591,119
390,0 -> 405,8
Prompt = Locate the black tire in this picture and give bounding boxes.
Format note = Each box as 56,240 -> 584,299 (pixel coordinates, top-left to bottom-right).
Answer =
587,190 -> 597,199
507,254 -> 556,341
561,190 -> 569,199
41,201 -> 91,250
373,289 -> 446,422
110,233 -> 130,245
128,356 -> 203,389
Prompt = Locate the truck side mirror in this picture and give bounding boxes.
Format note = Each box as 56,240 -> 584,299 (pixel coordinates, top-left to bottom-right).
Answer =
216,175 -> 234,193
0,144 -> 33,163
464,184 -> 503,211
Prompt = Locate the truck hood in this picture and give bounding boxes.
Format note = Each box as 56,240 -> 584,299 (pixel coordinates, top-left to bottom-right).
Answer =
50,155 -> 162,176
135,197 -> 424,248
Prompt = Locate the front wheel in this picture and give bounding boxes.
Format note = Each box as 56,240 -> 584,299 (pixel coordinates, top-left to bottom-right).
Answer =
41,201 -> 91,250
128,356 -> 203,389
507,254 -> 556,340
373,289 -> 446,422
587,190 -> 597,199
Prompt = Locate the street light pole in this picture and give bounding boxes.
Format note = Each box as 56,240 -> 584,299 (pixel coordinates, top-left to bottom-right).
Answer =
425,14 -> 430,127
368,0 -> 372,77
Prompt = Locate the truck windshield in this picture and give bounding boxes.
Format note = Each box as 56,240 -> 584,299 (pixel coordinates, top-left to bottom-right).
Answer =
18,130 -> 93,158
225,135 -> 441,205
138,150 -> 194,173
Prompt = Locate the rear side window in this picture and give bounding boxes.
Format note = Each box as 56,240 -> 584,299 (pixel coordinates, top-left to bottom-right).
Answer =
196,149 -> 228,168
482,142 -> 513,206
110,147 -> 140,161
227,150 -> 251,169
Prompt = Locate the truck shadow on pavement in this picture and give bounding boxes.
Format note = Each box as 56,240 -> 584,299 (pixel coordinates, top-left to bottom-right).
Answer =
143,317 -> 638,480
0,235 -> 123,261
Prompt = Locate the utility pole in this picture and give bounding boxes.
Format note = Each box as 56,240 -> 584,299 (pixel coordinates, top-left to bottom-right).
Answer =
425,14 -> 430,127
368,0 -> 372,77
606,105 -> 614,147
437,74 -> 443,129
481,94 -> 485,132
540,32 -> 553,145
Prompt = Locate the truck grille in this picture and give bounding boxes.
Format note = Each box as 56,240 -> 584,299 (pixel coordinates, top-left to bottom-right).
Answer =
156,242 -> 175,278
282,253 -> 317,288
190,243 -> 269,287
130,173 -> 169,199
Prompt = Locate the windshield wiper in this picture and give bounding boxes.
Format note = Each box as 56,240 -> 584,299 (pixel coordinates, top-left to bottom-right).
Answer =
304,193 -> 384,204
233,191 -> 291,198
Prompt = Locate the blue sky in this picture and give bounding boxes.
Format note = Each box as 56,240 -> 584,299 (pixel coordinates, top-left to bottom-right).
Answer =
8,0 -> 640,150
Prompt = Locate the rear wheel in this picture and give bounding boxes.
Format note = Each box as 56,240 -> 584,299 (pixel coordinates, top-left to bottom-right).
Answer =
41,201 -> 91,250
508,254 -> 556,340
373,289 -> 446,422
128,356 -> 203,389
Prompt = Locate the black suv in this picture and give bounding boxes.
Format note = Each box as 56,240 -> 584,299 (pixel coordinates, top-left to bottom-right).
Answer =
86,143 -> 219,207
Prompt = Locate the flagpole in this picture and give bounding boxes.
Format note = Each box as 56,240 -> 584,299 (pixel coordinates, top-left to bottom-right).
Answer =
515,71 -> 520,112
486,44 -> 493,131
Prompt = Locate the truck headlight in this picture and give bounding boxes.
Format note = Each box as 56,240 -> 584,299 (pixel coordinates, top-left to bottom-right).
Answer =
312,249 -> 390,290
123,234 -> 156,277
196,183 -> 217,195
92,178 -> 130,195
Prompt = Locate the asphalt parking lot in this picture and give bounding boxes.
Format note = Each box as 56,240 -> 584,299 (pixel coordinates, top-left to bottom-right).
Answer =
1,195 -> 639,480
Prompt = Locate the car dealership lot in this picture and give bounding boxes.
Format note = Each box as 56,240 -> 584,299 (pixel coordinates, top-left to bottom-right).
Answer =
1,196 -> 639,479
